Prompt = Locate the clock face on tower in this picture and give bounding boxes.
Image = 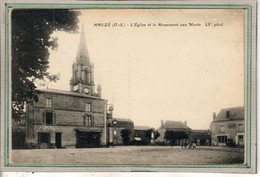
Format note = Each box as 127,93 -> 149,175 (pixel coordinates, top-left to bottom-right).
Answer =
84,88 -> 89,94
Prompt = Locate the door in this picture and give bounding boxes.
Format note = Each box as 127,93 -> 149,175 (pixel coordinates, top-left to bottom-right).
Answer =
238,135 -> 244,146
76,131 -> 101,148
55,133 -> 62,148
38,132 -> 50,148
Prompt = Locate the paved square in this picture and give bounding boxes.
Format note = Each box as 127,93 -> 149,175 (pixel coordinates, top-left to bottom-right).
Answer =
11,146 -> 244,165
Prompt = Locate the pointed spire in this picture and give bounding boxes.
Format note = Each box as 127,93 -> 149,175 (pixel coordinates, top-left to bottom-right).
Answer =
97,84 -> 102,90
97,84 -> 102,98
76,25 -> 91,66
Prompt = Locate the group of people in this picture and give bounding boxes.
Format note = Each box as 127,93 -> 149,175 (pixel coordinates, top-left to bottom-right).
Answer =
181,142 -> 196,149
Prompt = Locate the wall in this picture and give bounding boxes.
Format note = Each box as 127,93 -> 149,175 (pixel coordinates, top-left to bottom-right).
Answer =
33,93 -> 105,114
26,92 -> 106,148
211,119 -> 244,145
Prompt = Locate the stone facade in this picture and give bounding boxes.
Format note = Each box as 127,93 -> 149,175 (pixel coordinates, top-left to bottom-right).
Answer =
210,107 -> 244,146
26,90 -> 107,148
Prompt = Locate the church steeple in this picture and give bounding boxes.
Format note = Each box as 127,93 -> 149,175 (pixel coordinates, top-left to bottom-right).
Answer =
70,26 -> 101,97
76,25 -> 91,66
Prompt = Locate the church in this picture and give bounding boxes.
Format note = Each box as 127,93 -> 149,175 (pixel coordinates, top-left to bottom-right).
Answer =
25,28 -> 108,148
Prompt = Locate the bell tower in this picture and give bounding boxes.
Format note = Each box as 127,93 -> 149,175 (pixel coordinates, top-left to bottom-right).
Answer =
70,26 -> 100,97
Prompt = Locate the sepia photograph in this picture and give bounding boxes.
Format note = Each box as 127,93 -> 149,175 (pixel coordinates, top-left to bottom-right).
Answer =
0,0 -> 257,173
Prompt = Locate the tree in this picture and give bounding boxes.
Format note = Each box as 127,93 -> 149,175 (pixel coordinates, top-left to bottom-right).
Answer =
145,128 -> 154,138
164,130 -> 188,145
154,131 -> 160,140
11,9 -> 80,120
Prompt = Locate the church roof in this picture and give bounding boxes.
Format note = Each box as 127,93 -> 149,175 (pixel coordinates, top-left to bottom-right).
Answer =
76,25 -> 91,66
36,88 -> 106,100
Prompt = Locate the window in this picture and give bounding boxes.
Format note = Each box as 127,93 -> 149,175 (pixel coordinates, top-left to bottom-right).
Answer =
238,135 -> 243,140
84,72 -> 88,83
220,125 -> 225,132
228,124 -> 236,128
38,133 -> 50,144
46,98 -> 53,108
84,115 -> 94,126
85,102 -> 91,112
84,71 -> 90,83
87,72 -> 91,83
218,136 -> 227,143
238,124 -> 244,132
46,112 -> 53,125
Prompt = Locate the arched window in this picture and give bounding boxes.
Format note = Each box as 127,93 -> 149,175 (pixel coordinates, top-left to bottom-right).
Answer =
87,72 -> 91,83
75,70 -> 78,81
84,71 -> 88,83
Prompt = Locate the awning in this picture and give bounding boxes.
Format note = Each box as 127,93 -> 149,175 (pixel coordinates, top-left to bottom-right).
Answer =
75,127 -> 102,133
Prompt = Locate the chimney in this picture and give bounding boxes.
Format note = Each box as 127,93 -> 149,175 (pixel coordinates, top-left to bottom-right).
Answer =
184,121 -> 187,126
161,120 -> 163,126
213,112 -> 216,120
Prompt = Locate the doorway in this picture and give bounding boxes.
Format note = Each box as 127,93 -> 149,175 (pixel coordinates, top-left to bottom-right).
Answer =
38,132 -> 50,148
55,133 -> 62,148
76,131 -> 101,148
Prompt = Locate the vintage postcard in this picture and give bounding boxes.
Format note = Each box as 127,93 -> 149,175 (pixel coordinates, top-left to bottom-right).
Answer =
0,0 -> 257,173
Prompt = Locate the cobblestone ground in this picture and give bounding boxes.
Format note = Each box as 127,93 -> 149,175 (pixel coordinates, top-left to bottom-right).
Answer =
11,146 -> 244,165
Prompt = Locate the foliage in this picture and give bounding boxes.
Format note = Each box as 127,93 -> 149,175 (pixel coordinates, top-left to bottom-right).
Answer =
120,129 -> 132,145
189,131 -> 211,145
154,131 -> 160,140
11,9 -> 80,120
164,131 -> 189,145
164,130 -> 189,141
145,128 -> 154,138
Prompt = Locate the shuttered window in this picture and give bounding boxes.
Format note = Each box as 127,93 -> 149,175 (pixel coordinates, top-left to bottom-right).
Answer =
43,111 -> 56,125
46,112 -> 53,125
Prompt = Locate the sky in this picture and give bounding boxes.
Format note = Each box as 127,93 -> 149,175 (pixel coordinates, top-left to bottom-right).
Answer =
40,9 -> 245,130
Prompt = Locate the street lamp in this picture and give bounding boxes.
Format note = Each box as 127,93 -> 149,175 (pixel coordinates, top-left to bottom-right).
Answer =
112,119 -> 117,145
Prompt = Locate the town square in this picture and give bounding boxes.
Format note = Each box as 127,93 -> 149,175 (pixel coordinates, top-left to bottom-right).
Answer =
11,146 -> 244,165
9,8 -> 247,167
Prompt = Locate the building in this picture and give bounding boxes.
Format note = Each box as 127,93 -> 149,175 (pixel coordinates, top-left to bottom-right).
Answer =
155,120 -> 191,145
189,129 -> 211,146
107,118 -> 134,145
210,107 -> 244,146
25,28 -> 107,148
134,126 -> 153,145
